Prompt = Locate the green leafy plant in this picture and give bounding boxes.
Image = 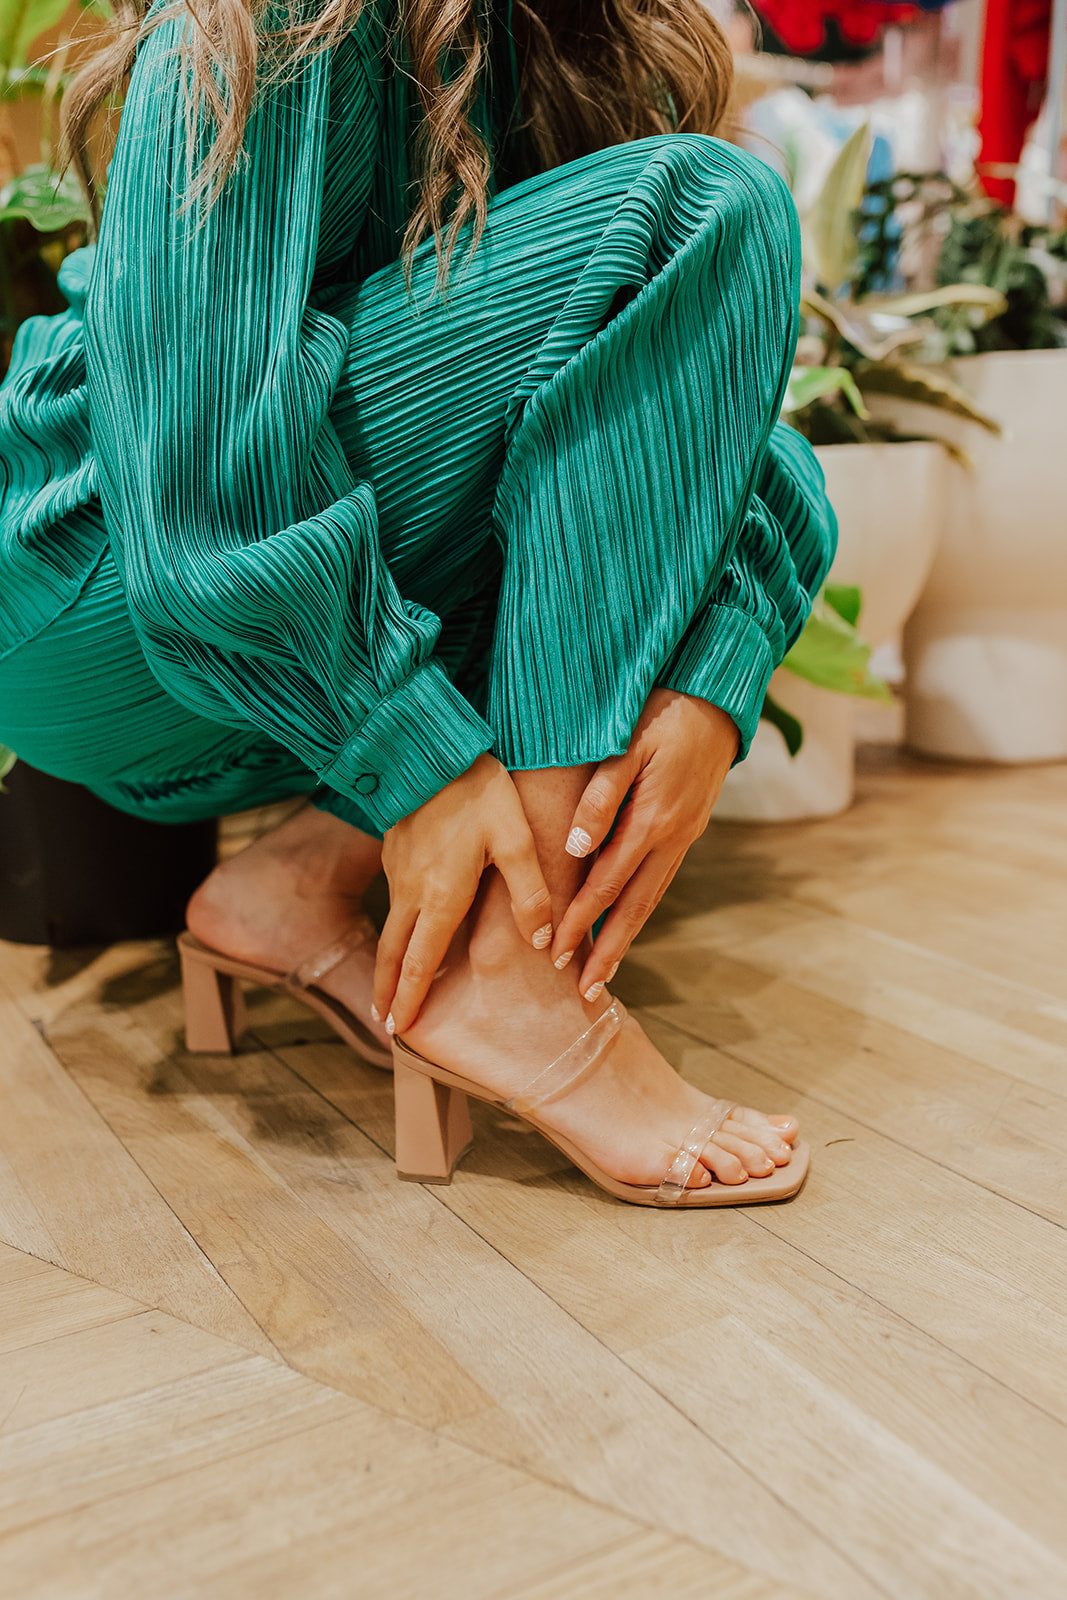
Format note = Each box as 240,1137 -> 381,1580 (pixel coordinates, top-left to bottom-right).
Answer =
761,584 -> 892,757
932,205 -> 1067,356
855,170 -> 1067,356
0,0 -> 108,375
784,126 -> 1007,451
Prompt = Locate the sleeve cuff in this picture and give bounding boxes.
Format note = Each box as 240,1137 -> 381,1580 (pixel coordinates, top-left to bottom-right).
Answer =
657,604 -> 776,765
316,661 -> 495,833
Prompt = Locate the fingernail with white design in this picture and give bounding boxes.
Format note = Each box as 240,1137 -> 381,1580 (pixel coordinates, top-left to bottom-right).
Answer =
532,924 -> 553,950
566,827 -> 593,858
370,1004 -> 381,1022
554,950 -> 574,971
584,981 -> 605,1003
385,1013 -> 396,1036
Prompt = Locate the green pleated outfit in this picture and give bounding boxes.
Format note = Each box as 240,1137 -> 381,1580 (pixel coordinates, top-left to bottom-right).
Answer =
0,0 -> 837,838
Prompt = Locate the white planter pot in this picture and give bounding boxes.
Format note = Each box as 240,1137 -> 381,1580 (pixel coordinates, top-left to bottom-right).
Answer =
715,440 -> 944,823
900,350 -> 1067,763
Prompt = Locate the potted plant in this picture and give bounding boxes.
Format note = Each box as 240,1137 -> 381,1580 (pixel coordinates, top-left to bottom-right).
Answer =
896,199 -> 1067,762
1,4 -> 219,947
717,128 -> 1006,823
0,0 -> 110,375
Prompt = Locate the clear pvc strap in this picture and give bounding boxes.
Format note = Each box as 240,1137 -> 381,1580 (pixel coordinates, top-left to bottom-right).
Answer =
287,919 -> 376,990
654,1101 -> 737,1206
506,1001 -> 627,1116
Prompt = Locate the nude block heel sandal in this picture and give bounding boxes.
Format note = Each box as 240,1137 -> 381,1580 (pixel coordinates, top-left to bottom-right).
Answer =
392,1000 -> 810,1207
177,922 -> 393,1070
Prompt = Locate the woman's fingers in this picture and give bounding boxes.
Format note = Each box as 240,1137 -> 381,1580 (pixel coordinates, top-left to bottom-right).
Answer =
575,849 -> 684,998
384,893 -> 475,1035
491,809 -> 555,948
565,750 -> 640,860
372,901 -> 419,1023
550,819 -> 649,967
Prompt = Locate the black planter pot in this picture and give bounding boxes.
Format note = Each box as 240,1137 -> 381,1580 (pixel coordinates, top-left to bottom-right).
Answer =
0,763 -> 217,947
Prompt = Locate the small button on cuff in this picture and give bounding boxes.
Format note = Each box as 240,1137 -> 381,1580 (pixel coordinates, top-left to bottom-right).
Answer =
353,772 -> 380,797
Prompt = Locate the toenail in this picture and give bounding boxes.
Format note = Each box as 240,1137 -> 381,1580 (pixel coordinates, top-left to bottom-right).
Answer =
385,1013 -> 396,1035
532,924 -> 553,949
554,951 -> 574,970
566,828 -> 593,858
584,981 -> 605,1002
370,1004 -> 381,1022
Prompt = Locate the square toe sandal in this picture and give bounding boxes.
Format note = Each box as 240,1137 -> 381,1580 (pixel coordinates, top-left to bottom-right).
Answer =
392,999 -> 810,1207
177,923 -> 394,1071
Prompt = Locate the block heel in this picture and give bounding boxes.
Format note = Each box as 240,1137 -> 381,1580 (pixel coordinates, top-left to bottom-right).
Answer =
179,939 -> 247,1053
175,930 -> 393,1071
393,1056 -> 473,1184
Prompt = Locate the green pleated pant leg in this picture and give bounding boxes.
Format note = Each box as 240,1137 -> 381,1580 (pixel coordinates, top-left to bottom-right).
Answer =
315,132 -> 800,832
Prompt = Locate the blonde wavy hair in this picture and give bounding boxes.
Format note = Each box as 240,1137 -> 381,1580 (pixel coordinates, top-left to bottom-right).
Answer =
61,0 -> 734,276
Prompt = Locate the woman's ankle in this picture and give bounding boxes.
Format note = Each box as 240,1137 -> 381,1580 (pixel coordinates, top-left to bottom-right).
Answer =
220,802 -> 383,901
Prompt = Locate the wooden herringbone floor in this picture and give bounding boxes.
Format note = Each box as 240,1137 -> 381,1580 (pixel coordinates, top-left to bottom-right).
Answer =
1,747 -> 1065,1600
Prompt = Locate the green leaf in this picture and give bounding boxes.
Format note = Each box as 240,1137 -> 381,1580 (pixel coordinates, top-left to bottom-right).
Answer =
853,358 -> 1003,433
0,0 -> 75,74
808,124 -> 871,293
824,583 -> 862,627
782,598 -> 893,702
784,365 -> 869,418
801,286 -> 928,363
0,164 -> 90,231
760,694 -> 803,757
866,283 -> 1008,321
0,746 -> 15,790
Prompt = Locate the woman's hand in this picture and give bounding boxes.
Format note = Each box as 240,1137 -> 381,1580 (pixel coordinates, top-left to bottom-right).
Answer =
374,753 -> 554,1035
550,689 -> 740,998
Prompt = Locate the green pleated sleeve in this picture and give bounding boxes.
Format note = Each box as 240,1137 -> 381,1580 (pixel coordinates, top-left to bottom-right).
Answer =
658,421 -> 838,758
83,4 -> 495,834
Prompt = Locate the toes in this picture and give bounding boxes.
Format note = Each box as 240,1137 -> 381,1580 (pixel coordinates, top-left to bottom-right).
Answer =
714,1131 -> 777,1178
699,1141 -> 749,1186
728,1110 -> 798,1163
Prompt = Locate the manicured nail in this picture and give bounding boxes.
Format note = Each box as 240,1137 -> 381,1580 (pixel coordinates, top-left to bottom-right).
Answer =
370,1004 -> 381,1022
584,981 -> 605,1003
532,924 -> 553,950
607,960 -> 620,981
566,827 -> 593,858
554,950 -> 574,970
385,1013 -> 396,1036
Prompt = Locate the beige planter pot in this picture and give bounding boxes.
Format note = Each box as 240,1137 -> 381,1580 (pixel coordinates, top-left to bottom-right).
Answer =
901,350 -> 1067,763
715,440 -> 945,823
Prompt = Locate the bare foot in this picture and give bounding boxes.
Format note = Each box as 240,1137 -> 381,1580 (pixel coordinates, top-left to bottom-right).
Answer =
393,871 -> 799,1190
186,803 -> 391,1053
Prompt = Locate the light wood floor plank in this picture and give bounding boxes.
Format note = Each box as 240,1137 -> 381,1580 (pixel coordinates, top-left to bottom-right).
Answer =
625,956 -> 1066,1225
498,1531 -> 803,1600
699,755 -> 1067,1001
0,1245 -> 140,1356
0,1306 -> 248,1434
0,972 -> 273,1357
637,894 -> 1067,1098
